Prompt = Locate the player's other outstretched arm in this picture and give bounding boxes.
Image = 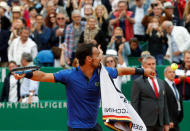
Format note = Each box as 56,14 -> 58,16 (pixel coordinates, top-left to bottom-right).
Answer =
117,67 -> 136,76
117,67 -> 155,78
14,70 -> 55,83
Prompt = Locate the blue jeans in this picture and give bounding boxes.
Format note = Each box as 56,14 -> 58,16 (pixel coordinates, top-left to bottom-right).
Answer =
153,54 -> 164,65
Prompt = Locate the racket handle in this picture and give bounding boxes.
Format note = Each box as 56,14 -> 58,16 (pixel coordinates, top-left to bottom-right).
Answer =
15,70 -> 33,75
25,70 -> 33,79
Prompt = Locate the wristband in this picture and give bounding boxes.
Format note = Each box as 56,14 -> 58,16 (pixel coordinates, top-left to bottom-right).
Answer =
135,68 -> 144,75
25,70 -> 33,79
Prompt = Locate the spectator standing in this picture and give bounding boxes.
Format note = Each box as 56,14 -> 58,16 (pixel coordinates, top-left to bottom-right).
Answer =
64,10 -> 85,64
29,7 -> 37,34
162,21 -> 190,64
81,4 -> 93,21
51,13 -> 66,47
8,27 -> 38,65
93,5 -> 109,43
174,50 -> 190,100
131,0 -> 149,41
107,27 -> 131,65
0,27 -> 11,67
163,2 -> 181,26
45,12 -> 57,28
146,17 -> 168,65
0,61 -> 21,102
0,1 -> 11,30
8,18 -> 26,45
11,6 -> 22,22
164,66 -> 184,131
79,15 -> 107,54
31,14 -> 52,51
110,0 -> 135,41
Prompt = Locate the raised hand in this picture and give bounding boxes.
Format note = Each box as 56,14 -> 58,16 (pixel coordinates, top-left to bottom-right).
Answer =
144,68 -> 156,78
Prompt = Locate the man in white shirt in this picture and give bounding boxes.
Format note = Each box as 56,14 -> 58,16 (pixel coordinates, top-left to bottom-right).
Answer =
20,53 -> 39,104
8,27 -> 38,66
162,21 -> 190,63
164,66 -> 183,131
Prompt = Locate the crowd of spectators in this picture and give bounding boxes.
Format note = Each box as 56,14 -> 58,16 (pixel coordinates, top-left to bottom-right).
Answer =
0,0 -> 188,68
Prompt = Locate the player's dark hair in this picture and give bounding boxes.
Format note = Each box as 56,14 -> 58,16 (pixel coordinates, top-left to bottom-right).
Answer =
75,43 -> 96,66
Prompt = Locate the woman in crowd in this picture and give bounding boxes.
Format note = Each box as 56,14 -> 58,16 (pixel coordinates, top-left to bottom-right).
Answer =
93,5 -> 110,42
146,16 -> 168,65
29,7 -> 37,33
79,15 -> 107,54
45,12 -> 57,28
103,44 -> 127,90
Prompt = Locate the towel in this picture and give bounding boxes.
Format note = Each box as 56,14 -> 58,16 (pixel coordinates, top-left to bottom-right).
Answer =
100,65 -> 146,131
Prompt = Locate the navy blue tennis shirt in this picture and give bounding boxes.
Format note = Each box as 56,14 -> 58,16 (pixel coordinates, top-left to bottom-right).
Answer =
54,66 -> 118,128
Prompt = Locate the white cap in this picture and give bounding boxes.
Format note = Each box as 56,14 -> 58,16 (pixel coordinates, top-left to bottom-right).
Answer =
0,1 -> 8,11
12,6 -> 21,12
106,49 -> 117,56
163,2 -> 174,9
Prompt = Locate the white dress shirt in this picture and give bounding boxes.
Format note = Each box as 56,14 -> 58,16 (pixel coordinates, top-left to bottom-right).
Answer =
133,7 -> 145,35
165,78 -> 181,111
148,77 -> 160,93
8,75 -> 18,102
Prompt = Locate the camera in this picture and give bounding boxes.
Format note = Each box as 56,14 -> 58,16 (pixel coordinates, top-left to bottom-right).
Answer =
151,3 -> 158,8
115,36 -> 122,51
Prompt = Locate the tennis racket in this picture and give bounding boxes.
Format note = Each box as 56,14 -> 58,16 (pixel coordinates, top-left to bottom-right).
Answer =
11,66 -> 40,75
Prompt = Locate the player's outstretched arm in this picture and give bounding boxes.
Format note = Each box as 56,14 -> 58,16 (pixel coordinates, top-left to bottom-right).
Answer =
117,67 -> 155,78
14,70 -> 55,83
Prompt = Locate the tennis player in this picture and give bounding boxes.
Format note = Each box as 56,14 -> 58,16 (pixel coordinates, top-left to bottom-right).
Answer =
14,43 -> 155,131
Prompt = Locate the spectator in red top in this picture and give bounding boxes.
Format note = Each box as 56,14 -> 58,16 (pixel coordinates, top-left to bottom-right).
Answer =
174,50 -> 190,100
110,0 -> 135,41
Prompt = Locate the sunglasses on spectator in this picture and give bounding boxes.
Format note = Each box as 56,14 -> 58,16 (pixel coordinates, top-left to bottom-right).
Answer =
151,3 -> 158,8
50,15 -> 55,18
106,60 -> 114,64
57,17 -> 65,20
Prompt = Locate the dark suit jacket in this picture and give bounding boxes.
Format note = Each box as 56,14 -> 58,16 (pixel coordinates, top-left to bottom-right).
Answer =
0,73 -> 21,102
131,76 -> 169,126
164,81 -> 184,125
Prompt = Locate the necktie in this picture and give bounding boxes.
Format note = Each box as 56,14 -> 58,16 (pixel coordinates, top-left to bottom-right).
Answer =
172,83 -> 179,100
151,78 -> 159,99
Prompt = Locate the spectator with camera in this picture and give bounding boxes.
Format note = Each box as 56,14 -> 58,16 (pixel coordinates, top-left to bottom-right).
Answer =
146,16 -> 168,65
107,27 -> 131,65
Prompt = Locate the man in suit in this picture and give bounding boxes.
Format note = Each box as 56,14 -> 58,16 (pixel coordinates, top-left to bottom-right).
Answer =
0,61 -> 21,102
164,66 -> 183,131
131,55 -> 169,131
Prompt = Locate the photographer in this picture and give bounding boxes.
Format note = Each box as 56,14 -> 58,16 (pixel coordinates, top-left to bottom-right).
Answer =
146,16 -> 168,65
107,27 -> 131,65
